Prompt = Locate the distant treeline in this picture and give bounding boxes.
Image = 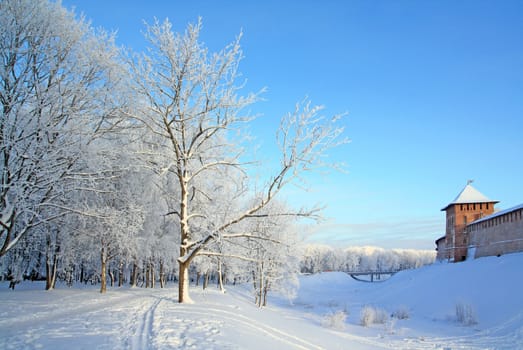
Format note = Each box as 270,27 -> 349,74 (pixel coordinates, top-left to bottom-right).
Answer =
300,244 -> 436,274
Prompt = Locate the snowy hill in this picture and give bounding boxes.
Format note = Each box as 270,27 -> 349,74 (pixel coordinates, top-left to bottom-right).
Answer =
1,253 -> 522,349
287,253 -> 523,349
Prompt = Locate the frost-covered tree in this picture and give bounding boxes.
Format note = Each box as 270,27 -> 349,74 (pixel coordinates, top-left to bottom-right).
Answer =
71,135 -> 150,293
244,202 -> 301,307
0,0 -> 123,257
301,244 -> 333,274
127,18 -> 346,303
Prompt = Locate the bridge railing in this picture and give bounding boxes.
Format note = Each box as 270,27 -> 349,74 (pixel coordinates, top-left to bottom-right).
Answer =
346,270 -> 400,282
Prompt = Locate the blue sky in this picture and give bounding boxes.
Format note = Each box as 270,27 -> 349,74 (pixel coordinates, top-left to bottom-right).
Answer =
62,0 -> 523,250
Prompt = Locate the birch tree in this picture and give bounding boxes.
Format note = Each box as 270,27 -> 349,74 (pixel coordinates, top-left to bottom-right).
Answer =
0,0 -> 124,258
129,18 -> 347,303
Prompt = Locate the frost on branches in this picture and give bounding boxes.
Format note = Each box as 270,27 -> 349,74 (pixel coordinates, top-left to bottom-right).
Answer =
0,0 -> 123,264
127,18 -> 347,303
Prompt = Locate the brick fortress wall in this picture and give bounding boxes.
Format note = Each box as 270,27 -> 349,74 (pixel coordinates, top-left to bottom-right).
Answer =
468,207 -> 523,258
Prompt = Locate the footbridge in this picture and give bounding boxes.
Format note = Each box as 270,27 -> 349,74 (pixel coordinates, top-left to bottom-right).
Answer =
347,270 -> 399,282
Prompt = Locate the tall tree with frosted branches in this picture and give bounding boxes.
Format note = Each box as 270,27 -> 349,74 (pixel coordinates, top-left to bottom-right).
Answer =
128,18 -> 347,303
0,0 -> 124,259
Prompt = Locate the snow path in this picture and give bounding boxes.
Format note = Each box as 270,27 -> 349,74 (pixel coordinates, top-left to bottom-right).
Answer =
127,296 -> 161,350
0,286 -> 338,350
125,293 -> 327,350
0,288 -> 144,350
171,305 -> 323,349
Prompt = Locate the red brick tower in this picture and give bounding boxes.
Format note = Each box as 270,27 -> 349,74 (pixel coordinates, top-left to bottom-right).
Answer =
441,181 -> 498,262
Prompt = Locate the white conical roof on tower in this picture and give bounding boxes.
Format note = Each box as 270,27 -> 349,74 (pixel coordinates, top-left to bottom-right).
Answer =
441,182 -> 498,211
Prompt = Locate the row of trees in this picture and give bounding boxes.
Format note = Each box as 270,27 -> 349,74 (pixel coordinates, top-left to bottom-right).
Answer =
0,0 -> 346,304
300,244 -> 436,274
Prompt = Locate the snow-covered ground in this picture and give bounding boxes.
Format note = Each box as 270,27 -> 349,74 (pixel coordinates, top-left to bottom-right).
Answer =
1,253 -> 522,349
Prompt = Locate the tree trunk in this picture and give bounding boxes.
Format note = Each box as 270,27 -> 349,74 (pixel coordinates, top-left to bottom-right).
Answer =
100,247 -> 107,294
263,279 -> 270,307
45,258 -> 57,290
252,270 -> 258,306
217,260 -> 225,293
159,260 -> 165,288
45,254 -> 58,291
118,262 -> 124,287
145,261 -> 150,288
178,261 -> 192,303
177,164 -> 192,303
80,264 -> 84,283
150,259 -> 155,289
130,261 -> 138,288
257,262 -> 264,307
109,270 -> 115,287
66,266 -> 73,287
45,233 -> 59,291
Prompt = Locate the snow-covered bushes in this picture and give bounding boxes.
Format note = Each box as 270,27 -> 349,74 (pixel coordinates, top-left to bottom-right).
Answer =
360,306 -> 389,327
360,307 -> 374,327
455,302 -> 478,326
322,310 -> 348,330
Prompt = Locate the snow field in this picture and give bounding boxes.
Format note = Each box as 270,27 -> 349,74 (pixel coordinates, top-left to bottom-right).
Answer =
1,252 -> 523,349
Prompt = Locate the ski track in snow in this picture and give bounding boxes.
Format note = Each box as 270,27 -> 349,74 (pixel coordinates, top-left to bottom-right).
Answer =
173,305 -> 324,350
123,294 -> 325,350
127,296 -> 161,350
